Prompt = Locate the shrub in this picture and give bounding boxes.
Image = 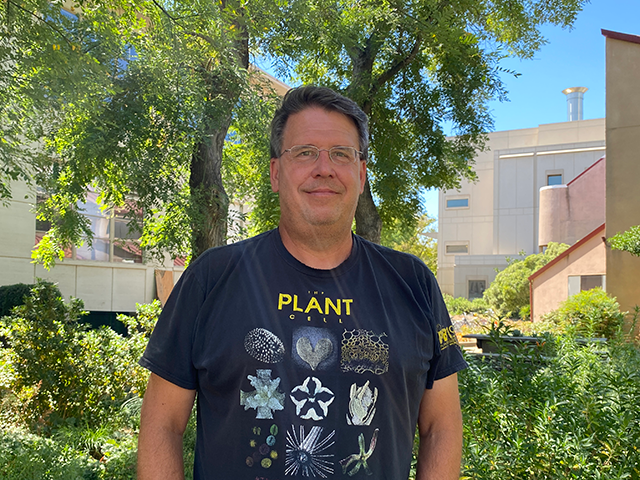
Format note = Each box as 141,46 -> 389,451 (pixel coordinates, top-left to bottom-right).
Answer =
609,225 -> 640,257
0,282 -> 61,318
0,281 -> 155,431
444,294 -> 490,316
483,243 -> 569,319
0,429 -> 100,480
542,288 -> 625,338
460,337 -> 640,479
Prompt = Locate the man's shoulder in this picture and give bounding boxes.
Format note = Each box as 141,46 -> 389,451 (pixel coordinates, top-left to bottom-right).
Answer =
355,234 -> 433,274
195,230 -> 275,262
184,230 -> 277,283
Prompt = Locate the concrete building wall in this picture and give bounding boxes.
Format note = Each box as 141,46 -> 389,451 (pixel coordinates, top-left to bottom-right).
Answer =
604,31 -> 640,324
438,118 -> 605,297
530,228 -> 606,321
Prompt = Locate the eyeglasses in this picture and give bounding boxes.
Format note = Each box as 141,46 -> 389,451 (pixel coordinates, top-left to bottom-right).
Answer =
280,145 -> 363,166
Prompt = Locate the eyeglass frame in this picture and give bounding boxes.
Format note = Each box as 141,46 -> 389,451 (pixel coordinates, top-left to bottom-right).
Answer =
279,145 -> 364,166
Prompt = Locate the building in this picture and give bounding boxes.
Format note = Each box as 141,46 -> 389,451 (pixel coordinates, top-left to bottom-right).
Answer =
603,29 -> 640,324
437,110 -> 605,299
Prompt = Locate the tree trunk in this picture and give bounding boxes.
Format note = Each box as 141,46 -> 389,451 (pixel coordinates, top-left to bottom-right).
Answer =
188,4 -> 249,259
189,116 -> 231,258
355,178 -> 382,243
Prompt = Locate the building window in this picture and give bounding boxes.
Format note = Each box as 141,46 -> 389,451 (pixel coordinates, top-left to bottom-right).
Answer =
445,244 -> 469,255
581,275 -> 603,291
547,174 -> 563,186
36,189 -> 142,263
468,280 -> 486,300
568,275 -> 605,297
446,198 -> 469,209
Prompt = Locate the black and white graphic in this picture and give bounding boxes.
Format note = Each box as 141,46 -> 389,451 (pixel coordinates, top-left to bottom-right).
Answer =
245,328 -> 286,363
290,376 -> 335,421
346,381 -> 378,426
285,425 -> 335,477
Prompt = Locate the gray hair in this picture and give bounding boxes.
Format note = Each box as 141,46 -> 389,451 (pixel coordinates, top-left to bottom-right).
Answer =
270,86 -> 369,161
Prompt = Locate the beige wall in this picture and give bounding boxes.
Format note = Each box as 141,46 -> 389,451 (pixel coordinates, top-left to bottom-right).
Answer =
605,35 -> 640,326
531,230 -> 606,321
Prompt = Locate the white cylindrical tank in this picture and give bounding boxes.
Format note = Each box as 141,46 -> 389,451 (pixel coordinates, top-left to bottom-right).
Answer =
562,87 -> 588,121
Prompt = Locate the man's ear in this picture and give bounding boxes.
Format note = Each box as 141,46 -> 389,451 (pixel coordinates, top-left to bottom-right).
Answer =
270,158 -> 280,193
359,160 -> 367,194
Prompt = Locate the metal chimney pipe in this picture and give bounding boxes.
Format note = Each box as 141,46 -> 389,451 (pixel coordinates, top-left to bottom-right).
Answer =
562,87 -> 588,121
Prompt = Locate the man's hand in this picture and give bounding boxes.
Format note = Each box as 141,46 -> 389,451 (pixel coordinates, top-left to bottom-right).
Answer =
137,373 -> 196,480
416,373 -> 463,480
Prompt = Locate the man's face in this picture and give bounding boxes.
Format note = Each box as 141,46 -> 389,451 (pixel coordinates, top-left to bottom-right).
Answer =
270,107 -> 367,233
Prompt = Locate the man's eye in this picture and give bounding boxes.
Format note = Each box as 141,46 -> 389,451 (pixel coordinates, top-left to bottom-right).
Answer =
333,150 -> 348,158
295,148 -> 316,157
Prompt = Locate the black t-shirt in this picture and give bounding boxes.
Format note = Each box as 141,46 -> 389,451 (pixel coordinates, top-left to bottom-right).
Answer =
140,229 -> 467,479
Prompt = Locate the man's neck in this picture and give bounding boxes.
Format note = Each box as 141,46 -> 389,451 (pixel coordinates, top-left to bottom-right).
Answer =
278,224 -> 353,270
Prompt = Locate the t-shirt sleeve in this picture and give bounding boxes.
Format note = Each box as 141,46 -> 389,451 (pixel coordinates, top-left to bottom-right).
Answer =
421,265 -> 468,389
139,268 -> 206,390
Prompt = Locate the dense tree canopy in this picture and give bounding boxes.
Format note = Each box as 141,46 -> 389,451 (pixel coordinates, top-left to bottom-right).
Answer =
2,0 -> 589,266
1,0 -> 279,265
260,0 -> 589,242
381,213 -> 437,273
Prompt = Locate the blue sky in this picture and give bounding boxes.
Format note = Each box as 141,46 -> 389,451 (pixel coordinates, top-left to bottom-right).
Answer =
423,0 -> 640,223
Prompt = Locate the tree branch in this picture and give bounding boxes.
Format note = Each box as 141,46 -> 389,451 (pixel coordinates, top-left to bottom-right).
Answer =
149,0 -> 216,46
370,36 -> 422,96
7,0 -> 74,47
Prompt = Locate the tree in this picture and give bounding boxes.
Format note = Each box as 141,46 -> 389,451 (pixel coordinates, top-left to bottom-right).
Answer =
381,213 -> 437,273
609,226 -> 640,257
483,243 -> 569,319
1,0 -> 280,265
261,0 -> 589,243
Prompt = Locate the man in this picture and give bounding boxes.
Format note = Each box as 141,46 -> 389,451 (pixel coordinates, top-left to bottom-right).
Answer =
138,86 -> 467,479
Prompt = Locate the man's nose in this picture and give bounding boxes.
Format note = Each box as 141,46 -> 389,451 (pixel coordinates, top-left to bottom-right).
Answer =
312,150 -> 335,175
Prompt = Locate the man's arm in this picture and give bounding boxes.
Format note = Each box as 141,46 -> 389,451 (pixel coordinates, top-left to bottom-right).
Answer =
138,373 -> 197,480
416,373 -> 463,480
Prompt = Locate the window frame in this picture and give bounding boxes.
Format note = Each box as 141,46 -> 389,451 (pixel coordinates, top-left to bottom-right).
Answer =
445,243 -> 470,255
445,195 -> 470,210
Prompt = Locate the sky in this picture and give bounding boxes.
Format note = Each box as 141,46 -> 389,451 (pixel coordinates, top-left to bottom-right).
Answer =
421,0 -> 640,223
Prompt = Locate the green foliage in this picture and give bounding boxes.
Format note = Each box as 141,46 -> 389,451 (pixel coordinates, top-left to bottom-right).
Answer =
0,283 -> 59,317
542,288 -> 625,339
0,282 -> 154,430
460,338 -> 640,479
483,242 -> 569,319
609,225 -> 640,257
262,0 -> 589,241
444,294 -> 490,316
3,0 -> 281,263
0,429 -> 100,480
381,214 -> 437,273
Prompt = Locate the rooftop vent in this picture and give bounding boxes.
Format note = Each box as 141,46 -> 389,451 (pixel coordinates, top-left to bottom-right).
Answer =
562,87 -> 588,121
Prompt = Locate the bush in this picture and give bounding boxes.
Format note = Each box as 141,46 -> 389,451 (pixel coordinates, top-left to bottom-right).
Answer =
444,294 -> 490,316
483,243 -> 569,319
0,281 -> 156,431
0,429 -> 100,480
609,225 -> 640,257
460,337 -> 640,479
542,288 -> 625,338
0,282 -> 61,318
